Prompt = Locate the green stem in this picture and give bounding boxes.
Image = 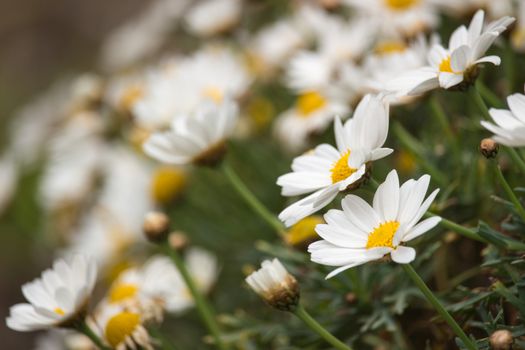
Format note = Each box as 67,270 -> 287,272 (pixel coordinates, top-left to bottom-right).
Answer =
429,96 -> 459,155
469,85 -> 491,120
401,264 -> 478,350
493,164 -> 525,222
221,161 -> 286,238
426,212 -> 485,243
150,327 -> 180,350
505,147 -> 525,175
476,81 -> 504,108
164,246 -> 228,350
76,320 -> 111,350
293,304 -> 354,350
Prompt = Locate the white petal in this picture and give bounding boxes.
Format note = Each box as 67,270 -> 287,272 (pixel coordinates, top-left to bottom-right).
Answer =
341,195 -> 380,233
391,246 -> 416,264
439,72 -> 464,89
373,170 -> 399,222
450,45 -> 470,72
403,216 -> 442,242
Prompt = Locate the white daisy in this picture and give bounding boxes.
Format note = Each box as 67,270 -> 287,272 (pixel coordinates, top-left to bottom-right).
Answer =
184,0 -> 242,37
436,0 -> 513,21
143,99 -> 239,166
386,10 -> 515,96
274,90 -> 349,153
245,258 -> 299,311
343,0 -> 439,38
309,170 -> 441,279
6,255 -> 97,331
93,304 -> 152,350
277,94 -> 392,227
481,91 -> 525,147
134,46 -> 250,129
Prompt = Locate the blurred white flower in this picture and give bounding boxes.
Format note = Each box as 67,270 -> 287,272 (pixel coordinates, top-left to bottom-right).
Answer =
309,170 -> 441,279
33,330 -> 93,350
134,46 -> 251,129
274,90 -> 349,153
185,0 -> 242,37
435,0 -> 513,21
40,112 -> 106,212
6,255 -> 97,331
343,0 -> 438,37
93,304 -> 152,350
511,0 -> 525,52
277,94 -> 392,227
144,99 -> 239,166
481,92 -> 525,147
386,10 -> 515,96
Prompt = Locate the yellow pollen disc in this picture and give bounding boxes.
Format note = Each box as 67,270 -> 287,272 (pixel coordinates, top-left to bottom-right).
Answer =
54,307 -> 65,316
286,216 -> 324,245
151,166 -> 187,205
119,85 -> 143,112
331,150 -> 357,184
296,91 -> 327,117
105,312 -> 141,348
384,0 -> 419,10
366,221 -> 400,249
203,86 -> 224,103
375,41 -> 407,55
109,283 -> 139,303
439,56 -> 453,73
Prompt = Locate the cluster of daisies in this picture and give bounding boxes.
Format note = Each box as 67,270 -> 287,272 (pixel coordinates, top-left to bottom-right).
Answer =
2,0 -> 525,349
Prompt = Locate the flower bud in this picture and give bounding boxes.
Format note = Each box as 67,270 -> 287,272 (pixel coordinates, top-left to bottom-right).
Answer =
143,212 -> 170,243
245,258 -> 300,312
489,329 -> 513,350
480,138 -> 499,159
168,231 -> 189,251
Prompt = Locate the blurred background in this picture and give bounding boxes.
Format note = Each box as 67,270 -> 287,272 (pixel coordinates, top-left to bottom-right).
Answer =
0,1 -> 146,347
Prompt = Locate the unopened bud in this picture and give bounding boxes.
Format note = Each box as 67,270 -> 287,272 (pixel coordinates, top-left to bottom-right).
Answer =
489,329 -> 513,350
168,231 -> 188,251
245,258 -> 300,311
480,138 -> 499,159
143,212 -> 170,243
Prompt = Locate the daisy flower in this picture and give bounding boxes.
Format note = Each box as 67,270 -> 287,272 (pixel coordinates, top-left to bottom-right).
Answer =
277,94 -> 392,227
245,258 -> 299,311
94,304 -> 152,350
481,91 -> 525,147
6,255 -> 97,331
309,170 -> 441,279
343,0 -> 439,38
185,0 -> 242,37
143,99 -> 239,166
274,90 -> 349,153
386,10 -> 515,96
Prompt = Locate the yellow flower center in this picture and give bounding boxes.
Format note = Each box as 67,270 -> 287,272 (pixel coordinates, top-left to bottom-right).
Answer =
366,221 -> 400,249
151,166 -> 187,205
296,91 -> 327,117
109,283 -> 139,303
105,312 -> 141,348
286,216 -> 324,245
384,0 -> 419,10
202,86 -> 224,103
331,150 -> 357,184
439,56 -> 453,73
375,41 -> 407,55
54,307 -> 65,316
119,85 -> 143,112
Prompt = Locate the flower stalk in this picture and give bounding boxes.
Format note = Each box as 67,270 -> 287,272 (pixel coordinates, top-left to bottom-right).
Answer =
401,264 -> 478,350
493,164 -> 525,223
221,161 -> 286,238
469,85 -> 491,120
164,245 -> 228,350
75,320 -> 112,350
505,147 -> 525,176
293,304 -> 354,350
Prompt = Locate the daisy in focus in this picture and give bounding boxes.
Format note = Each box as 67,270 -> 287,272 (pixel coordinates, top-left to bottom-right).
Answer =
6,255 -> 97,331
481,91 -> 525,147
143,98 -> 239,166
277,94 -> 392,227
309,170 -> 441,279
386,10 -> 515,96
